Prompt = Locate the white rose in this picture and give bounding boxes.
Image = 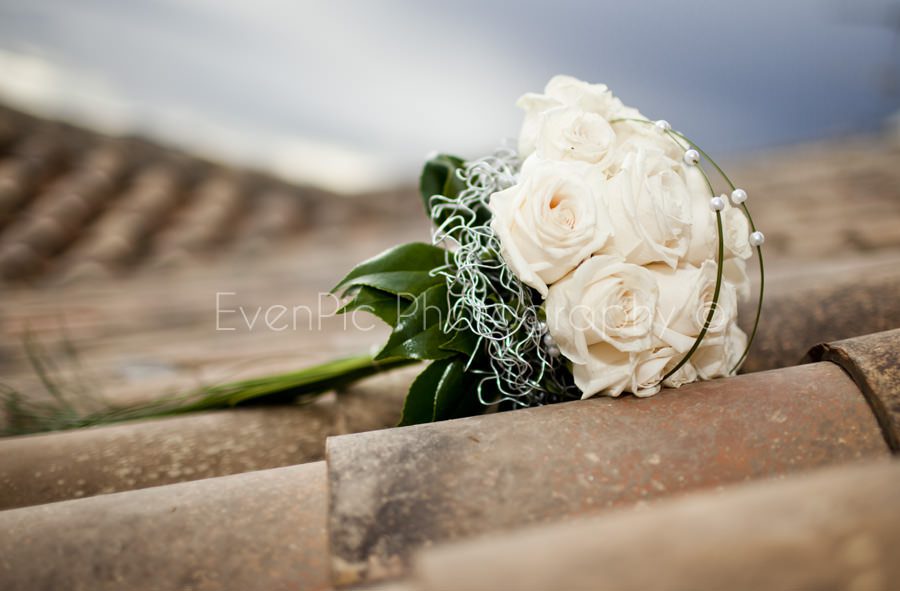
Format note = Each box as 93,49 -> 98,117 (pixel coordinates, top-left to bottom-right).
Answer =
549,254 -> 737,398
489,159 -> 612,296
631,345 -> 700,397
572,342 -> 700,400
517,92 -> 563,157
723,207 -> 753,259
546,255 -> 658,365
599,147 -> 693,268
691,324 -> 748,379
571,343 -> 635,399
650,260 -> 739,353
684,168 -> 753,263
516,75 -> 638,159
569,328 -> 740,401
574,325 -> 740,399
607,125 -> 685,174
545,75 -> 635,119
535,106 -> 617,166
723,257 -> 751,302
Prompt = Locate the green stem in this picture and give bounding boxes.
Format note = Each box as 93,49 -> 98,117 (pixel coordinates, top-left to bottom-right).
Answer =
179,354 -> 415,411
2,354 -> 416,435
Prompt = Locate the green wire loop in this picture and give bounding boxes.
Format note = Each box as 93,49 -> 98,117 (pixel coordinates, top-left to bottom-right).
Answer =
669,129 -> 765,375
609,117 -> 765,378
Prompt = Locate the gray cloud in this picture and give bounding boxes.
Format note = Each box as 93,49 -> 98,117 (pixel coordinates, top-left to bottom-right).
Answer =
0,0 -> 896,190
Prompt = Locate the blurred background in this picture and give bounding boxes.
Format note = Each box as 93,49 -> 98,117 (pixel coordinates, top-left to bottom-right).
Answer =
0,0 -> 899,425
3,5 -> 900,588
1,0 -> 898,192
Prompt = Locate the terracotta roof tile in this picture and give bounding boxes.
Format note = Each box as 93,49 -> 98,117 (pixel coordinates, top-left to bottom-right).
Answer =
0,106 -> 328,284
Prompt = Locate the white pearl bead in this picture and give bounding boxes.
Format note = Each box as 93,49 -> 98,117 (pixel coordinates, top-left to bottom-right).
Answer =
709,196 -> 726,211
749,231 -> 765,246
731,188 -> 748,204
683,149 -> 700,166
542,333 -> 556,348
537,321 -> 548,334
546,344 -> 561,358
654,119 -> 671,132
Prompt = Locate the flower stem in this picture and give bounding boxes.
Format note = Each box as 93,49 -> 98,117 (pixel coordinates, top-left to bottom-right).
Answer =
2,354 -> 416,435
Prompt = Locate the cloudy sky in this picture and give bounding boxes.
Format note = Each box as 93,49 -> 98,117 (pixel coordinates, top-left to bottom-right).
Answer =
0,0 -> 897,192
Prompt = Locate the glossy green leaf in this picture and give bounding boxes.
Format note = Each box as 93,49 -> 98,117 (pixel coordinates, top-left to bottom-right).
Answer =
376,283 -> 454,361
440,329 -> 480,358
333,242 -> 447,295
419,154 -> 466,221
337,271 -> 442,300
399,359 -> 446,425
380,324 -> 456,362
431,358 -> 467,421
337,286 -> 405,327
399,357 -> 466,426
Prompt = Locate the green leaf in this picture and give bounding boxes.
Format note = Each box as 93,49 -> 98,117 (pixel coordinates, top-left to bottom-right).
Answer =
399,360 -> 446,425
333,242 -> 447,295
337,286 -> 405,327
399,357 -> 466,426
381,324 -> 455,362
431,358 -> 467,421
338,271 -> 442,300
441,329 -> 480,357
376,283 -> 454,361
419,154 -> 466,220
449,381 -> 488,420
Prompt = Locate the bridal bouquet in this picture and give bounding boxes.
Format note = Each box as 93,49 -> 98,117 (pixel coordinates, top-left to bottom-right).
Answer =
2,75 -> 764,435
334,75 -> 764,425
